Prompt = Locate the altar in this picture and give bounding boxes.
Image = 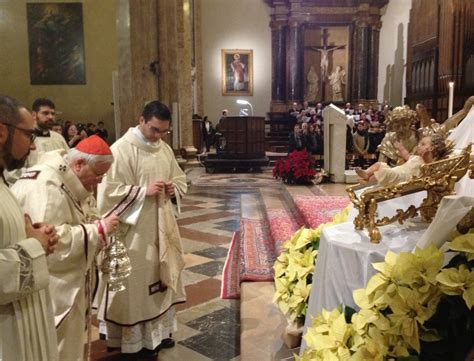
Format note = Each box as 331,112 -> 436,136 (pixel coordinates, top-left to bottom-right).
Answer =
300,218 -> 429,352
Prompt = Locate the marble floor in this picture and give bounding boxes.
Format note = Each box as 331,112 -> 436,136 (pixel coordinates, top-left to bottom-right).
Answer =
89,168 -> 348,361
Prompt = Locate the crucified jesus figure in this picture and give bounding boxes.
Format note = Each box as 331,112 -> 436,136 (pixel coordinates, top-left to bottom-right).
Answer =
307,44 -> 345,80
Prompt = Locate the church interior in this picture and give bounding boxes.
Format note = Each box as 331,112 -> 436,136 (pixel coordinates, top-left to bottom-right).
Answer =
1,0 -> 474,360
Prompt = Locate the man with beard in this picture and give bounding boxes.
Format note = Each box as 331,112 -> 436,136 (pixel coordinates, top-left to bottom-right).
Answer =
352,121 -> 370,168
5,98 -> 69,184
12,135 -> 119,361
0,95 -> 59,361
30,98 -> 69,157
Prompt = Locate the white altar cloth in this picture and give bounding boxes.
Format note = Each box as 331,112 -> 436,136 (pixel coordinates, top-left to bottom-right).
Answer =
301,218 -> 428,352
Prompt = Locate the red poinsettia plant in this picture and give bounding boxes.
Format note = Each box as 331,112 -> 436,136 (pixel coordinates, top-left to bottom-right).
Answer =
273,150 -> 318,184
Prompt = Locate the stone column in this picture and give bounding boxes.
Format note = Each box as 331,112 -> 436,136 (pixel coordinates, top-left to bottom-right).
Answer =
157,0 -> 197,165
352,19 -> 369,102
116,0 -> 159,135
287,20 -> 304,102
367,21 -> 382,101
270,20 -> 287,112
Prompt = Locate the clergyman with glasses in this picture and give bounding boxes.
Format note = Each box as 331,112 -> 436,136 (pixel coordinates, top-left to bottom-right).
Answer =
5,98 -> 69,184
11,135 -> 120,361
0,95 -> 59,361
96,100 -> 187,358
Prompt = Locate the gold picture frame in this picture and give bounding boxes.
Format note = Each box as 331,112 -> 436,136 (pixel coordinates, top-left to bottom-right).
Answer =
221,49 -> 253,96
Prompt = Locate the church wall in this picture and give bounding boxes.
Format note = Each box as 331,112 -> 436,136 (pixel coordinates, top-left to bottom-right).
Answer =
377,0 -> 412,106
0,0 -> 117,138
200,0 -> 272,122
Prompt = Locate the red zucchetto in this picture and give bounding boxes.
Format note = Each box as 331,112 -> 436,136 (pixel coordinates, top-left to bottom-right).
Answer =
75,135 -> 112,155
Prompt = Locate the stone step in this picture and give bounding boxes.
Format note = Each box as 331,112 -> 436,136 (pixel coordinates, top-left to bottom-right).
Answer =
259,186 -> 304,252
237,174 -> 350,361
282,183 -> 351,229
239,192 -> 293,360
240,282 -> 295,361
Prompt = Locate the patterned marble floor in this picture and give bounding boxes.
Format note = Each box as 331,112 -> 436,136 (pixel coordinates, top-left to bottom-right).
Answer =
91,171 -> 258,361
89,168 -> 347,360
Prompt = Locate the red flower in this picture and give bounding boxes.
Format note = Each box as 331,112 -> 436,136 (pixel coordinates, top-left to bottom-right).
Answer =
273,150 -> 318,184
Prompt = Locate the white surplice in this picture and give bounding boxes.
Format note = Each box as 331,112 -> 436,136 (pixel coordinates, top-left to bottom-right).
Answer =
0,181 -> 58,361
96,127 -> 187,353
11,150 -> 101,361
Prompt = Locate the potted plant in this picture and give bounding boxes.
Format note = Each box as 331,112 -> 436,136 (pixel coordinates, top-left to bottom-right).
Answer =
273,150 -> 319,185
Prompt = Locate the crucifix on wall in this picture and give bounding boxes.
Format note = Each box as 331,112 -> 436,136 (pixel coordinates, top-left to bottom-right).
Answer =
305,28 -> 346,102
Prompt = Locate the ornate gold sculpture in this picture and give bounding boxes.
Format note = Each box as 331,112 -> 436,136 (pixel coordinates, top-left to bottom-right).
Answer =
456,159 -> 474,234
378,106 -> 419,165
378,97 -> 474,165
347,145 -> 472,243
100,227 -> 132,292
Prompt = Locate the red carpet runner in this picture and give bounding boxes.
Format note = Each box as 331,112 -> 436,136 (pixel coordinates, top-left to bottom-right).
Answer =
221,195 -> 350,299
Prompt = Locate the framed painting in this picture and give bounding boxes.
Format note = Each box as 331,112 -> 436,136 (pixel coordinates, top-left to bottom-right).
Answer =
27,3 -> 86,85
222,49 -> 253,96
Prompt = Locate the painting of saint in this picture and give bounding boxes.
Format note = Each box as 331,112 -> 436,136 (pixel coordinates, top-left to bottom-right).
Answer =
222,49 -> 253,96
27,3 -> 86,84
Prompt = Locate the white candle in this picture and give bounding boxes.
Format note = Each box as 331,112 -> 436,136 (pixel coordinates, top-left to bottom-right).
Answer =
448,81 -> 454,118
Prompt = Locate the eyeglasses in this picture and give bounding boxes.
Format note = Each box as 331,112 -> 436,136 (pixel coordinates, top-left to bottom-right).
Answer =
1,122 -> 36,143
147,124 -> 171,135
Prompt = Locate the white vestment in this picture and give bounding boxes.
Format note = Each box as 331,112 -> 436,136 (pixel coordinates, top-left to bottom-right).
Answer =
12,150 -> 101,361
0,181 -> 58,361
97,127 -> 187,353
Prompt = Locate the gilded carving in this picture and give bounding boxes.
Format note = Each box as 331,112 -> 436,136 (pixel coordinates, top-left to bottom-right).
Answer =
347,145 -> 472,243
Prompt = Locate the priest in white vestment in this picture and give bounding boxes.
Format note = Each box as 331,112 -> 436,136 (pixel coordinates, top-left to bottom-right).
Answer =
12,135 -> 119,361
4,98 -> 69,184
97,100 -> 187,356
0,96 -> 59,361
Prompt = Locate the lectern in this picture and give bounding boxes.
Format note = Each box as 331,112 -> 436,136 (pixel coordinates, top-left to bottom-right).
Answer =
204,116 -> 269,172
323,104 -> 347,183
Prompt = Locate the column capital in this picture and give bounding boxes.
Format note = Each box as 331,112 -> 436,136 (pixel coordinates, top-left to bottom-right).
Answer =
354,18 -> 369,28
270,19 -> 288,30
371,20 -> 382,31
288,18 -> 303,28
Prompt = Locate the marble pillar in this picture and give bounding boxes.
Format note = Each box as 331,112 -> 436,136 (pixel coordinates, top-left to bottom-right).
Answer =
287,20 -> 304,102
353,19 -> 369,102
367,21 -> 382,101
271,21 -> 287,112
157,0 -> 197,164
116,0 -> 159,135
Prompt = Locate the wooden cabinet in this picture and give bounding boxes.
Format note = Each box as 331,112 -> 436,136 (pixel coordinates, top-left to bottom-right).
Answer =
204,116 -> 269,172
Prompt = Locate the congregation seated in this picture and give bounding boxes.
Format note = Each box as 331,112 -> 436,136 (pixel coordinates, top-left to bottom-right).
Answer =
62,123 -> 88,148
288,124 -> 303,152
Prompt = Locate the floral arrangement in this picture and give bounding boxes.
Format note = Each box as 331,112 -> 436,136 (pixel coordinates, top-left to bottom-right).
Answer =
273,207 -> 350,323
273,150 -> 318,184
298,231 -> 474,361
